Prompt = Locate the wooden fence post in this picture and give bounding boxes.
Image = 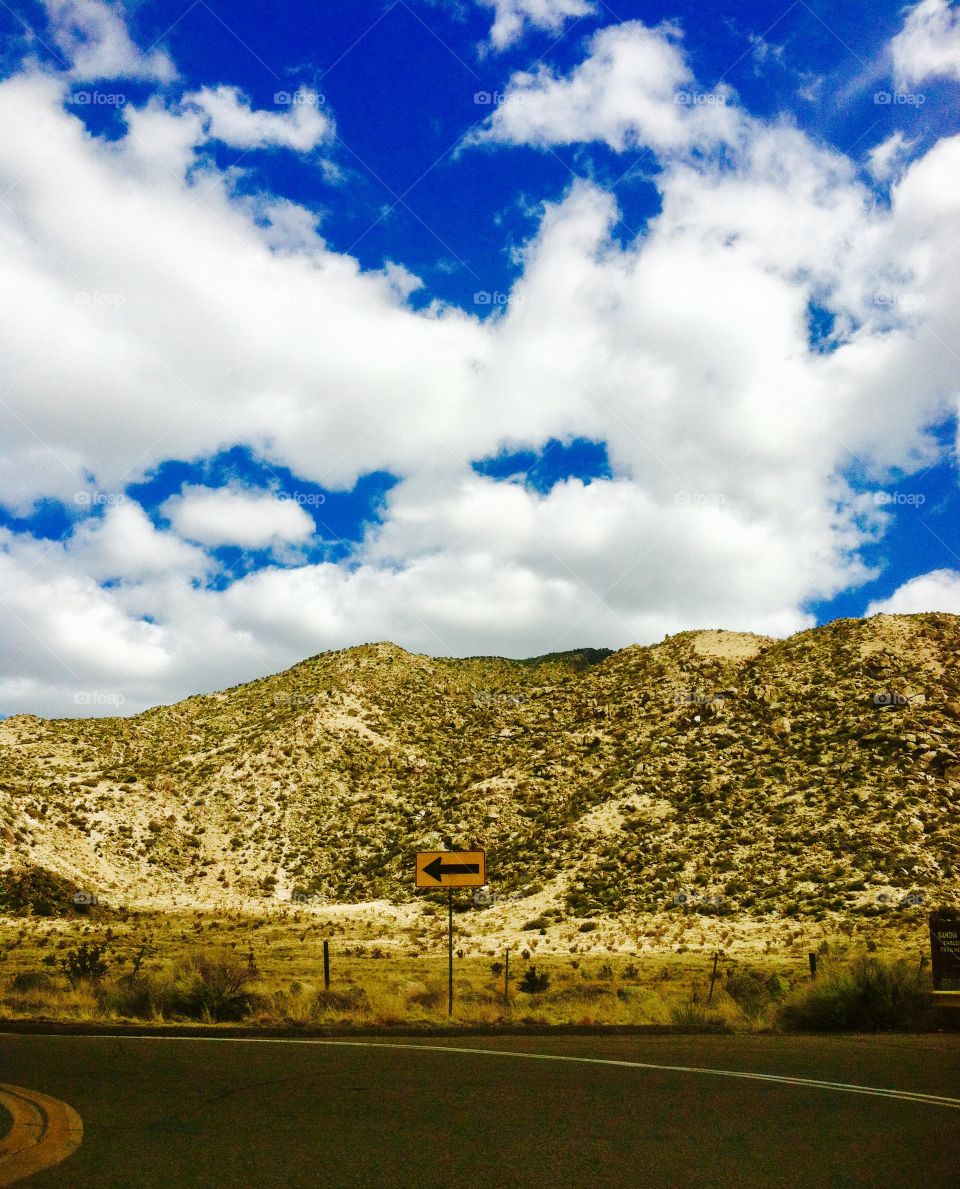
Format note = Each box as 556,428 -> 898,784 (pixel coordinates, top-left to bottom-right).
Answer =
707,952 -> 720,1003
504,947 -> 510,1007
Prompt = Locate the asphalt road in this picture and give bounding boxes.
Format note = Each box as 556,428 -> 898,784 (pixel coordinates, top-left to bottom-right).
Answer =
2,1032 -> 959,1187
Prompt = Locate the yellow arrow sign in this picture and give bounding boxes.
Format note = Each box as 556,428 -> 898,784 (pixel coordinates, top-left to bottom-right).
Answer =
416,850 -> 486,888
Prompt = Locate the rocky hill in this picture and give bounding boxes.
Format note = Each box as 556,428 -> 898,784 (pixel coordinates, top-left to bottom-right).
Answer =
1,613 -> 958,926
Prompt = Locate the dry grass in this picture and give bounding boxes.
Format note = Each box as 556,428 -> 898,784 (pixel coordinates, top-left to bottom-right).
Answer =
0,908 -> 936,1030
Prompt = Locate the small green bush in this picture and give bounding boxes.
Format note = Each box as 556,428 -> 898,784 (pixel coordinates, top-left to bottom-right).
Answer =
518,966 -> 550,993
310,986 -> 369,1014
725,969 -> 788,1018
406,983 -> 446,1010
99,975 -> 162,1018
778,957 -> 931,1031
669,1002 -> 728,1029
547,984 -> 613,1004
10,971 -> 54,993
0,867 -> 85,918
61,942 -> 109,986
170,956 -> 252,1021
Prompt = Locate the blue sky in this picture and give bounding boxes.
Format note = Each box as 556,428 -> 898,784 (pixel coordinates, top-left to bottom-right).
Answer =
0,0 -> 959,714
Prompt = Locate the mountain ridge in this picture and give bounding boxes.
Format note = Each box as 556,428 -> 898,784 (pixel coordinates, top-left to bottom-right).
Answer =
1,613 -> 958,934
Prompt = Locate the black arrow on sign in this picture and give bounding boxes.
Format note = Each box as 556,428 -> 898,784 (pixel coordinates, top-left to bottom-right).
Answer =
421,857 -> 480,882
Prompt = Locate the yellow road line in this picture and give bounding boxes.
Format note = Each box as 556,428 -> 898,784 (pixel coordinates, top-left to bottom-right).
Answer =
0,1085 -> 83,1187
0,1091 -> 42,1160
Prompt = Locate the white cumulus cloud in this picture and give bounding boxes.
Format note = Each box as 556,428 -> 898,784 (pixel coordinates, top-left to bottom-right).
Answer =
867,569 -> 960,615
43,0 -> 176,81
866,130 -> 919,181
891,0 -> 960,88
478,0 -> 595,50
473,21 -> 742,153
183,85 -> 333,152
0,14 -> 959,715
71,500 -> 210,580
160,486 -> 316,549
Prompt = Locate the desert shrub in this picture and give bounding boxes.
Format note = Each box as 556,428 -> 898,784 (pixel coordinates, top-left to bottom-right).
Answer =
10,971 -> 54,993
778,957 -> 931,1032
406,983 -> 446,1010
669,1002 -> 729,1029
310,986 -> 369,1015
0,867 -> 85,917
766,973 -> 790,998
518,966 -> 550,994
521,917 -> 549,931
98,974 -> 164,1018
61,942 -> 109,986
458,988 -> 497,1006
615,985 -> 664,1014
725,969 -> 789,1018
578,922 -> 597,933
169,956 -> 252,1021
547,984 -> 614,1004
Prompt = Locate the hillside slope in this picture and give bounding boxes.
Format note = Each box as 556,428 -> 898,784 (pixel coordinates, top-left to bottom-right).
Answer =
1,614 -> 958,924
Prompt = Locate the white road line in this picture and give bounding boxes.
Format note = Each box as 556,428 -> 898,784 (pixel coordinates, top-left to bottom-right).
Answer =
8,1033 -> 960,1111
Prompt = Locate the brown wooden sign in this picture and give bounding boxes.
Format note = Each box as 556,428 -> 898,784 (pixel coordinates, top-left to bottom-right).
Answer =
929,910 -> 960,989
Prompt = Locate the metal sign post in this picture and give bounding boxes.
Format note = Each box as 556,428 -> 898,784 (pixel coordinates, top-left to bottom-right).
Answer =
415,851 -> 486,1018
448,889 -> 454,1016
